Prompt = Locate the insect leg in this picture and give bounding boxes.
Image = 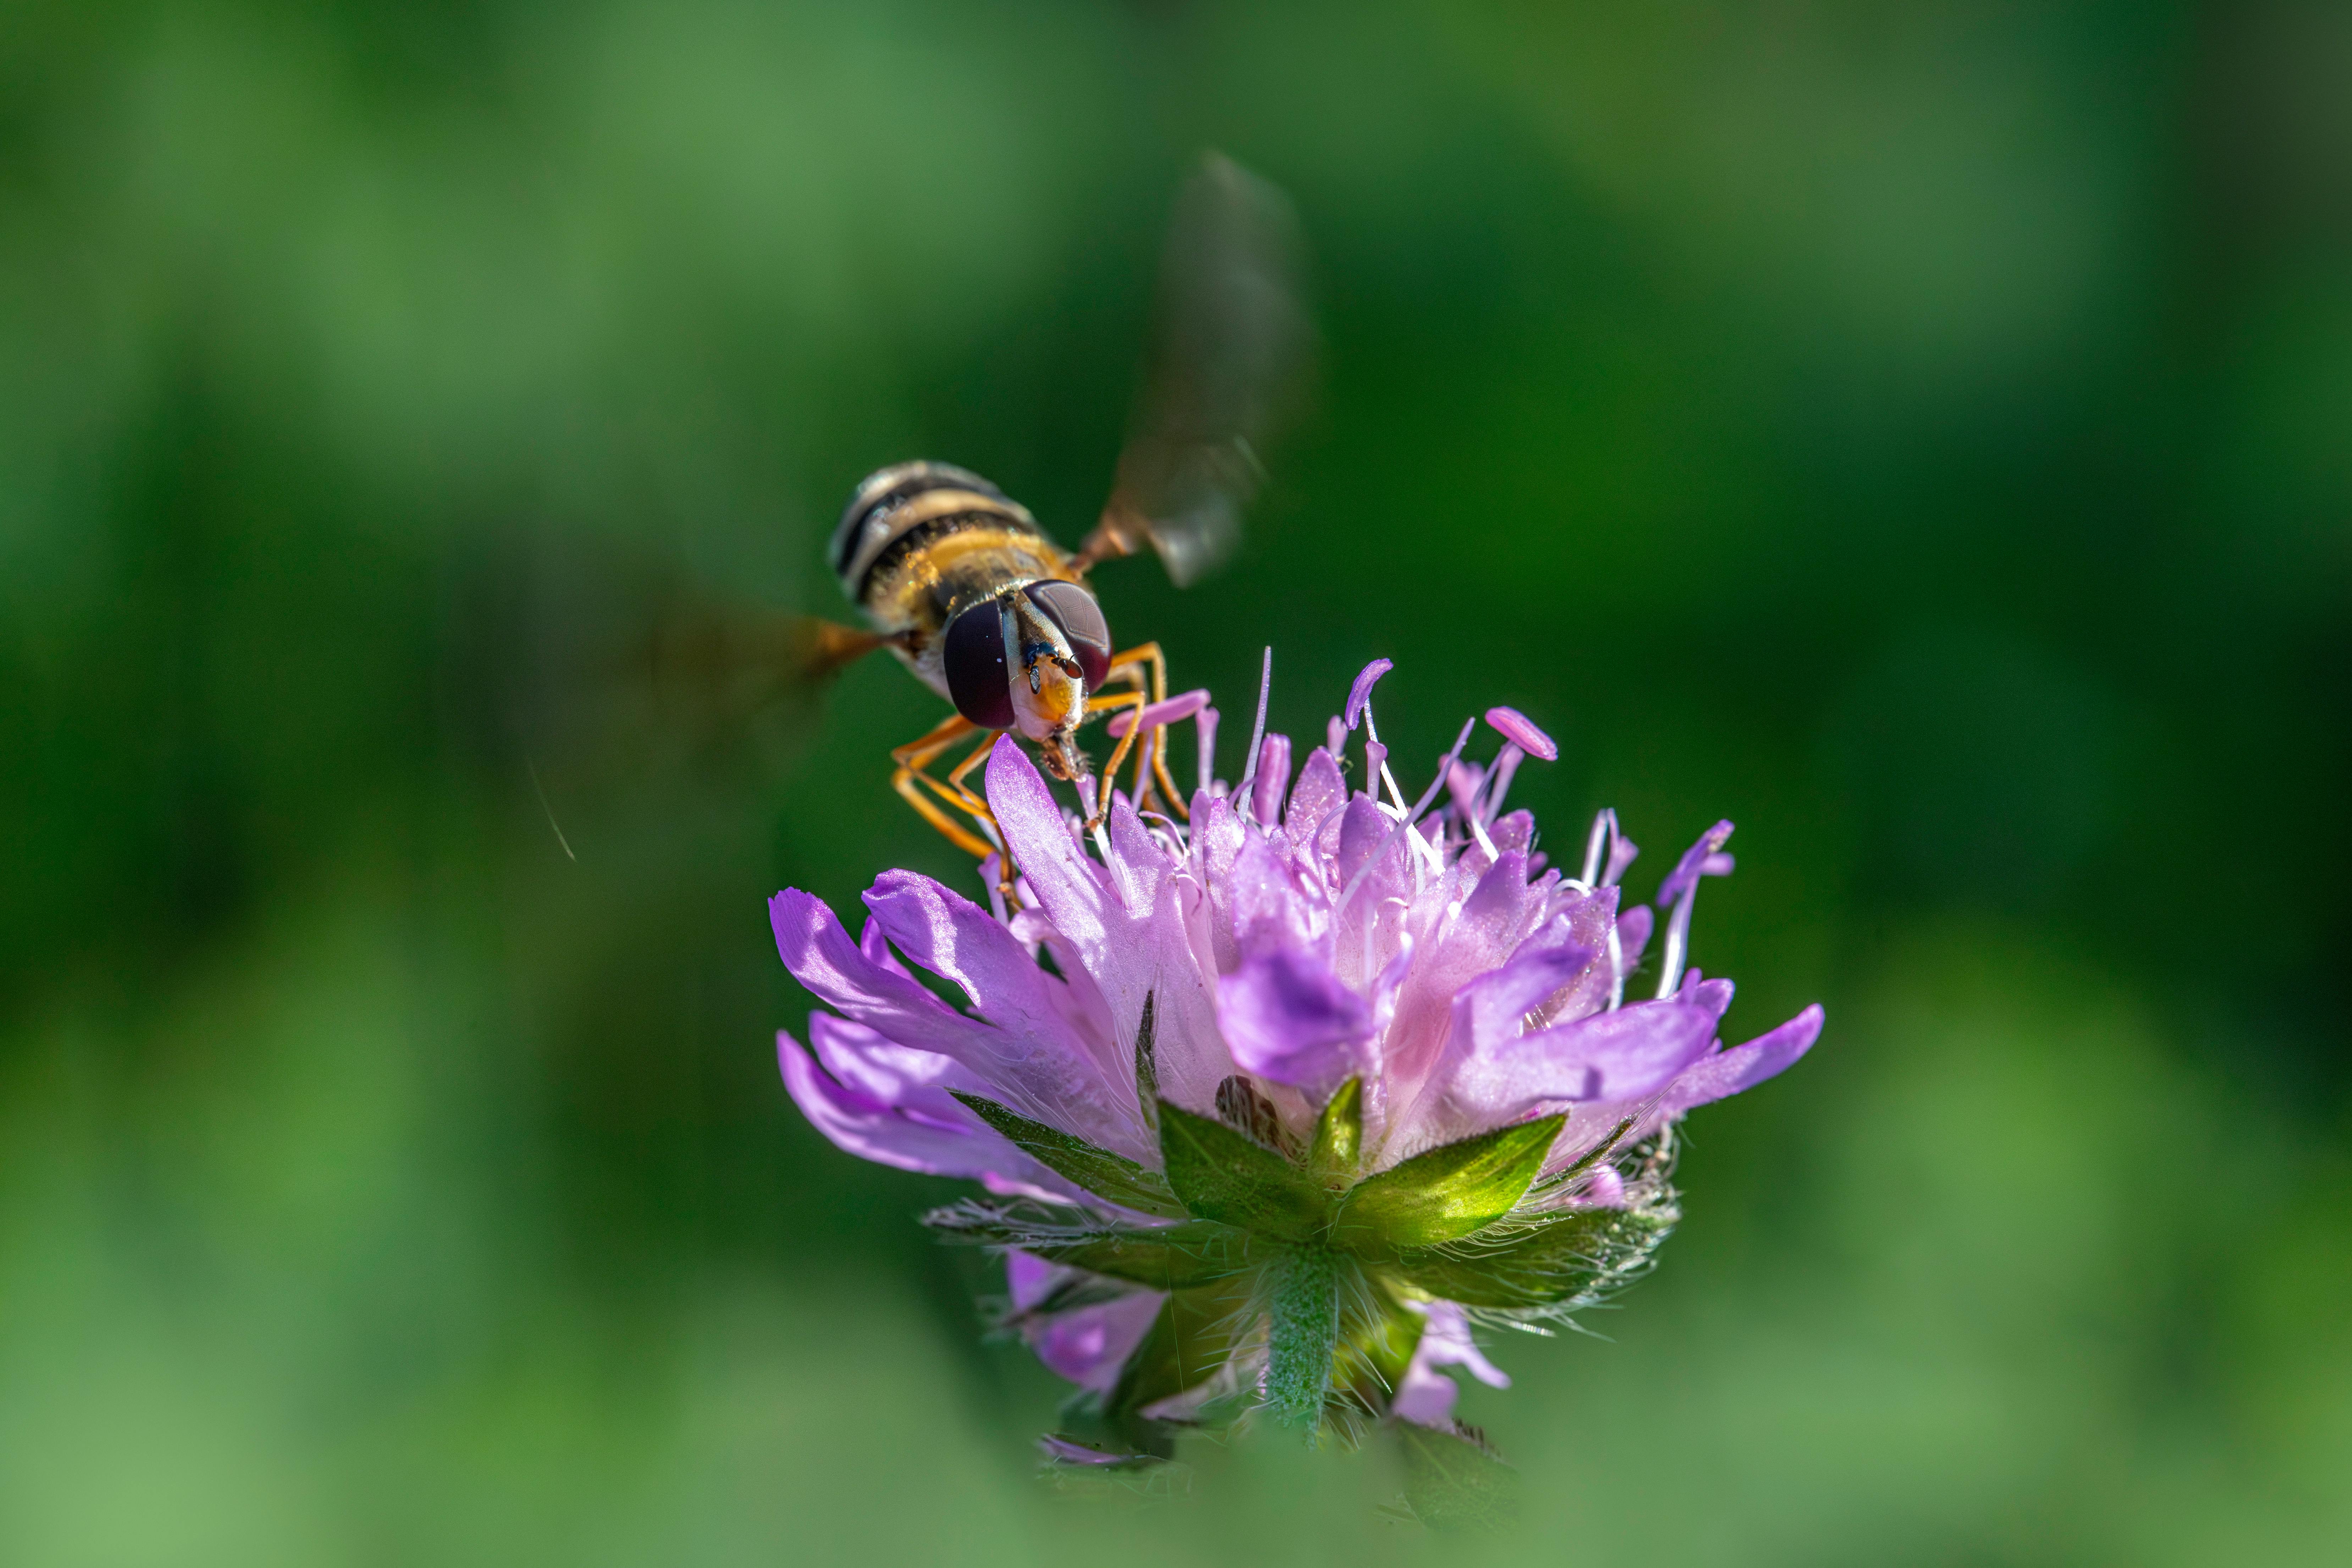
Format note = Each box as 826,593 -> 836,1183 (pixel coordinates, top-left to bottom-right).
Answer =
890,714 -> 1000,861
1081,687 -> 1152,832
1103,642 -> 1191,821
943,732 -> 1020,898
944,729 -> 1002,803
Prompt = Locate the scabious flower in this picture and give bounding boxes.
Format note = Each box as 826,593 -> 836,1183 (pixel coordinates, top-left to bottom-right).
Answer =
772,658 -> 1821,1495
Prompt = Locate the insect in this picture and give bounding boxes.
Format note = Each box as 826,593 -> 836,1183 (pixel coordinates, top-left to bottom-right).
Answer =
790,154 -> 1312,871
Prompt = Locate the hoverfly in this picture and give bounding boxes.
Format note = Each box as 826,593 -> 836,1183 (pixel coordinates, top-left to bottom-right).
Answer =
769,154 -> 1313,871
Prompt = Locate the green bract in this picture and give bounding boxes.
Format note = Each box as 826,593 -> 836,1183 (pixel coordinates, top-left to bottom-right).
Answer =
927,1064 -> 1672,1487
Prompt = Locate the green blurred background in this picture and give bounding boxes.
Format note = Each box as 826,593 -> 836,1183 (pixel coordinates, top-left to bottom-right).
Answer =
4,1 -> 2348,1562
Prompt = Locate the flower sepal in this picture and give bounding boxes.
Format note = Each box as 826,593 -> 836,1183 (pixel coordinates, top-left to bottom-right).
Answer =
932,1069 -> 1676,1456
926,1199 -> 1260,1291
948,1091 -> 1186,1219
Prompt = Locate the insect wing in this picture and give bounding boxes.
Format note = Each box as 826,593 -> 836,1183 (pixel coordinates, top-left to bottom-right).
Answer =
645,591 -> 884,741
1093,152 -> 1315,587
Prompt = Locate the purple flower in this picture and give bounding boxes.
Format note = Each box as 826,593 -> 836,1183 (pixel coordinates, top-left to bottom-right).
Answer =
773,660 -> 1822,1474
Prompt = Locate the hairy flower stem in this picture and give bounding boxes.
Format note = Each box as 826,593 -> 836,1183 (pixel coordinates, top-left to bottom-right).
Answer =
1266,1246 -> 1343,1433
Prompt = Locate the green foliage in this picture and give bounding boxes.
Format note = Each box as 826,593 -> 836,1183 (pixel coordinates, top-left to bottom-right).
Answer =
1106,1276 -> 1257,1420
1265,1247 -> 1346,1429
1156,1099 -> 1333,1240
1029,1222 -> 1260,1291
1386,1204 -> 1674,1310
1330,1115 -> 1567,1256
1132,991 -> 1161,1140
1391,1420 -> 1522,1532
922,1200 -> 1253,1287
1310,1076 -> 1363,1183
1328,1284 -> 1426,1424
1526,1117 -> 1635,1198
949,1091 -> 1185,1218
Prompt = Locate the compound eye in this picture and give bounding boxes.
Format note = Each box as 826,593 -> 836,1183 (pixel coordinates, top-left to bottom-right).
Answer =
942,602 -> 1014,729
1025,580 -> 1113,689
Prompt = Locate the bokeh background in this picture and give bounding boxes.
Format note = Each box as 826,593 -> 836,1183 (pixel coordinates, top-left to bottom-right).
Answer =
4,1 -> 2349,1562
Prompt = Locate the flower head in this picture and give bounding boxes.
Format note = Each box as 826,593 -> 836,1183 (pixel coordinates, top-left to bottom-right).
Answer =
773,658 -> 1821,1491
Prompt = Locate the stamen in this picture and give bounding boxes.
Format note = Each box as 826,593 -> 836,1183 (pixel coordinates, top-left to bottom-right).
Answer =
1196,705 -> 1220,797
1107,688 -> 1210,738
1484,705 -> 1558,761
1656,882 -> 1695,1000
1467,811 -> 1498,862
1371,731 -> 1409,815
1481,745 -> 1523,822
1409,811 -> 1445,880
1580,809 -> 1616,886
1450,761 -> 1498,860
1344,658 -> 1392,730
1653,822 -> 1731,997
1252,734 -> 1292,826
1236,647 -> 1273,816
1337,717 -> 1476,915
980,853 -> 1010,927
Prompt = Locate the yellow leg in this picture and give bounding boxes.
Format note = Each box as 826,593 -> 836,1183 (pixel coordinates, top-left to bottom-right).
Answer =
1103,654 -> 1158,810
1082,686 -> 1152,830
1101,642 -> 1191,821
946,730 -> 1001,798
890,715 -> 1001,863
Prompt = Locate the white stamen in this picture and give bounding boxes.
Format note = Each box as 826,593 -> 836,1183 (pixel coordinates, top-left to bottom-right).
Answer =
1235,647 -> 1272,815
1337,717 -> 1476,915
1359,705 -> 1410,814
1195,705 -> 1220,797
1656,881 -> 1697,1000
1481,745 -> 1524,823
1408,814 -> 1442,881
1467,810 -> 1498,862
1580,809 -> 1612,886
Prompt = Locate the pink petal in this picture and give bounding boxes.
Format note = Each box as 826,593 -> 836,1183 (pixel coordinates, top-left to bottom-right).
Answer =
770,887 -> 1139,1156
1660,1003 -> 1824,1117
1283,746 -> 1348,844
778,1029 -> 1059,1195
1006,1252 -> 1168,1391
1392,1301 -> 1510,1428
862,870 -> 1109,1074
1439,993 -> 1723,1124
987,741 -> 1236,1114
1616,903 -> 1654,971
1217,944 -> 1372,1092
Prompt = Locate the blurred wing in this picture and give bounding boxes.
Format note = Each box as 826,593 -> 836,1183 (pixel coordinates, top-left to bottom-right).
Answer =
645,596 -> 885,738
1083,152 -> 1315,587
